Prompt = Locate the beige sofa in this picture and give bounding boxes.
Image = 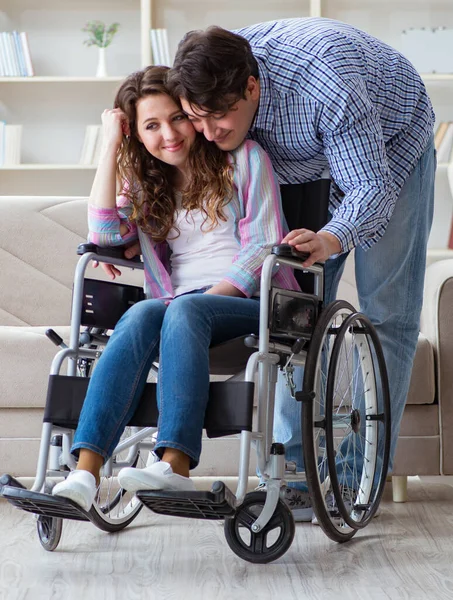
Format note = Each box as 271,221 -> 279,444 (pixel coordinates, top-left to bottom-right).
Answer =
0,196 -> 450,501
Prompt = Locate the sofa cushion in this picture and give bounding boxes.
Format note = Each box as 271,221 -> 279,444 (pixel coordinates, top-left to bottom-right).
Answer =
0,196 -> 142,327
405,333 -> 435,405
0,326 -> 71,409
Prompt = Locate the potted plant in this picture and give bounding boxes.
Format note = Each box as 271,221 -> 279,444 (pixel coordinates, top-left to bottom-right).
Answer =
82,20 -> 120,77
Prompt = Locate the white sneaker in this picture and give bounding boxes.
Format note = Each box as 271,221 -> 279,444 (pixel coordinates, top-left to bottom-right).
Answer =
118,461 -> 196,493
283,487 -> 314,522
52,470 -> 97,511
255,483 -> 313,522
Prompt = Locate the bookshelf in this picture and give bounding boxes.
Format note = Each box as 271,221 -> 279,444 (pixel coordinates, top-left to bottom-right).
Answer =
0,0 -> 153,194
0,0 -> 452,218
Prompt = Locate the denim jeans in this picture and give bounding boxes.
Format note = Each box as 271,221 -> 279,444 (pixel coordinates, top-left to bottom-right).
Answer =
72,292 -> 260,469
274,136 -> 436,489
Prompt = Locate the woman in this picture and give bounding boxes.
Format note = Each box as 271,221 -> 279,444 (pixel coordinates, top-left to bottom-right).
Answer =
52,66 -> 299,511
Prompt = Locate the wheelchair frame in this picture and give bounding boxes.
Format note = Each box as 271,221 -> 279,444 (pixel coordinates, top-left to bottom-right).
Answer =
0,180 -> 391,563
1,242 -> 390,562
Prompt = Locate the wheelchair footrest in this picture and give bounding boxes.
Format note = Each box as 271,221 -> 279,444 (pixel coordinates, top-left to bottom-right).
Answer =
0,485 -> 91,522
136,480 -> 236,520
0,473 -> 27,493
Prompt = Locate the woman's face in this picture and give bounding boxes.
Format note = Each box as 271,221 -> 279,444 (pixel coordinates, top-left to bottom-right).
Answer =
135,93 -> 196,171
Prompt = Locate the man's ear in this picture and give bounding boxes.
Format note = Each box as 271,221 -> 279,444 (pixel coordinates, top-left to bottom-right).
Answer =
246,76 -> 260,101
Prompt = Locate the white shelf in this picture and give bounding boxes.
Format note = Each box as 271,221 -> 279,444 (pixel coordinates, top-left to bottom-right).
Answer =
0,77 -> 125,83
0,164 -> 97,170
428,248 -> 453,257
421,74 -> 453,82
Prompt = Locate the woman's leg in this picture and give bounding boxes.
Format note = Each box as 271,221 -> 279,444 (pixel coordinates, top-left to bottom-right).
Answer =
155,293 -> 260,469
52,299 -> 167,507
119,293 -> 260,491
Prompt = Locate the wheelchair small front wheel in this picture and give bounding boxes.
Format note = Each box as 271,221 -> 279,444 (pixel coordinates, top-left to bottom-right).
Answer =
37,515 -> 63,552
224,492 -> 295,564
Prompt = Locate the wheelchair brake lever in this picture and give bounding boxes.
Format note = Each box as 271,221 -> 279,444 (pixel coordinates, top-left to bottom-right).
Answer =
45,328 -> 68,349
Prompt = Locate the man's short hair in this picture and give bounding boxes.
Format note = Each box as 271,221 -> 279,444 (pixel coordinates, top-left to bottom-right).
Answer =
167,26 -> 259,113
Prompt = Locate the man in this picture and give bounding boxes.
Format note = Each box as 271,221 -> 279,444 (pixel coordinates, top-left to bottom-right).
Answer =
166,18 -> 436,522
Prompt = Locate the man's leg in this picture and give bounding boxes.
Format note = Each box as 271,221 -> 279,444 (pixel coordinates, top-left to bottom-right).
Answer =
272,252 -> 349,497
274,137 -> 435,504
352,138 -> 436,476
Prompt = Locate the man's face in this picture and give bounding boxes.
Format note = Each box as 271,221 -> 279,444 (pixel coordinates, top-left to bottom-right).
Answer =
180,76 -> 260,151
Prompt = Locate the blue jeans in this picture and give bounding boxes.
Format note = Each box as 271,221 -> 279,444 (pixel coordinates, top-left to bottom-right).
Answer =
72,292 -> 260,469
274,136 -> 436,489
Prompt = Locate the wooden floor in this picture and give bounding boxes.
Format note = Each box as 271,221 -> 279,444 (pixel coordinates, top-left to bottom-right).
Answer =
1,477 -> 453,600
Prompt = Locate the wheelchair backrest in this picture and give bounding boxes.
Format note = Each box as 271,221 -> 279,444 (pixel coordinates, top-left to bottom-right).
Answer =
280,179 -> 330,234
280,179 -> 331,294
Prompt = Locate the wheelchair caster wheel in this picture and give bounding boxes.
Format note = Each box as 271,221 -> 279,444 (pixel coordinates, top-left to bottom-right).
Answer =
37,515 -> 63,552
224,492 -> 295,564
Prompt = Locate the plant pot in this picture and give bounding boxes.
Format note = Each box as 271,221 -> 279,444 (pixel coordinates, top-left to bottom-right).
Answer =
96,47 -> 107,78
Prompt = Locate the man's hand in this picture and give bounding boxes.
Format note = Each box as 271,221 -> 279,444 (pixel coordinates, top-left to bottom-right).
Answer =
91,241 -> 142,280
281,229 -> 342,268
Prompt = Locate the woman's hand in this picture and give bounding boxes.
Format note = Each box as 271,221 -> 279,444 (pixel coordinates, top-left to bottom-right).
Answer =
91,260 -> 122,280
100,108 -> 131,152
281,229 -> 342,267
91,241 -> 142,280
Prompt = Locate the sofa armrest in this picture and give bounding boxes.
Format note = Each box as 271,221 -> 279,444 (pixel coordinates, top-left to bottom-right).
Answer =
421,259 -> 453,474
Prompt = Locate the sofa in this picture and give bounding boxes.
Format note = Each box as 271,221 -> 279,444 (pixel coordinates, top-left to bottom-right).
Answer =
0,196 -> 450,502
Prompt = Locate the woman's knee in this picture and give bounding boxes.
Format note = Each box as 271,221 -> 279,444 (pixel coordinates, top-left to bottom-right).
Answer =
114,298 -> 167,337
164,294 -> 208,324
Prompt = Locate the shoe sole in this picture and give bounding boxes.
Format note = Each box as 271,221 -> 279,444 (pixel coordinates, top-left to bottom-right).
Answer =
292,507 -> 314,523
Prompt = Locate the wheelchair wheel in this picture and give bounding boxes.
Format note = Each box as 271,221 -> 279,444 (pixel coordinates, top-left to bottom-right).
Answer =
36,482 -> 63,551
37,516 -> 63,552
302,300 -> 358,542
89,428 -> 146,532
224,492 -> 295,564
325,312 -> 390,529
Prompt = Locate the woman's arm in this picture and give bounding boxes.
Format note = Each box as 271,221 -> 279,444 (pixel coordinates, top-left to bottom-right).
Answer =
204,280 -> 245,297
219,140 -> 298,297
88,109 -> 139,247
90,109 -> 128,208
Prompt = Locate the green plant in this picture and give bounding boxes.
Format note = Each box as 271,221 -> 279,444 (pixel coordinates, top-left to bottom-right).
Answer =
82,21 -> 120,48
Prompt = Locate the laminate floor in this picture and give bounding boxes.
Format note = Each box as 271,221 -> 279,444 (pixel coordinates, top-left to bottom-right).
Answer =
1,477 -> 453,600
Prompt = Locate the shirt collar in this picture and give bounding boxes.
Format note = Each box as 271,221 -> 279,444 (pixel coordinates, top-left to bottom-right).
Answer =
249,57 -> 275,132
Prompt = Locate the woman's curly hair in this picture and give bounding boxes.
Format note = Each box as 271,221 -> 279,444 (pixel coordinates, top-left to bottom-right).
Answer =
114,65 -> 234,243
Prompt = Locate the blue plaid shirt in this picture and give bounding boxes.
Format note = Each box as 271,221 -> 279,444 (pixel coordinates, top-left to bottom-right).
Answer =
235,18 -> 435,252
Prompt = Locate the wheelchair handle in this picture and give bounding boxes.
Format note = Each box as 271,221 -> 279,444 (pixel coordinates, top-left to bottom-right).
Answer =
272,244 -> 310,263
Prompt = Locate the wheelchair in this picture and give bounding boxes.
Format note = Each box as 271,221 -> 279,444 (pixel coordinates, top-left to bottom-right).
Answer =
0,180 -> 390,564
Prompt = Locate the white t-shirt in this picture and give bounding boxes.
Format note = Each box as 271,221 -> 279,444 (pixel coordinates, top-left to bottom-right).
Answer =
166,197 -> 240,297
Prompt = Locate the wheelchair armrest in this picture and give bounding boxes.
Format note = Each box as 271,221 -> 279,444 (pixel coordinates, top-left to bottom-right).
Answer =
77,242 -> 142,264
272,244 -> 310,263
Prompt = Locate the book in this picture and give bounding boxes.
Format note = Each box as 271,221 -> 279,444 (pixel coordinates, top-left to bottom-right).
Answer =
1,32 -> 15,76
150,29 -> 171,66
92,127 -> 104,166
4,124 -> 22,164
8,32 -> 21,76
150,29 -> 161,65
19,32 -> 34,76
12,31 -> 27,77
0,121 -> 5,165
79,125 -> 101,165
